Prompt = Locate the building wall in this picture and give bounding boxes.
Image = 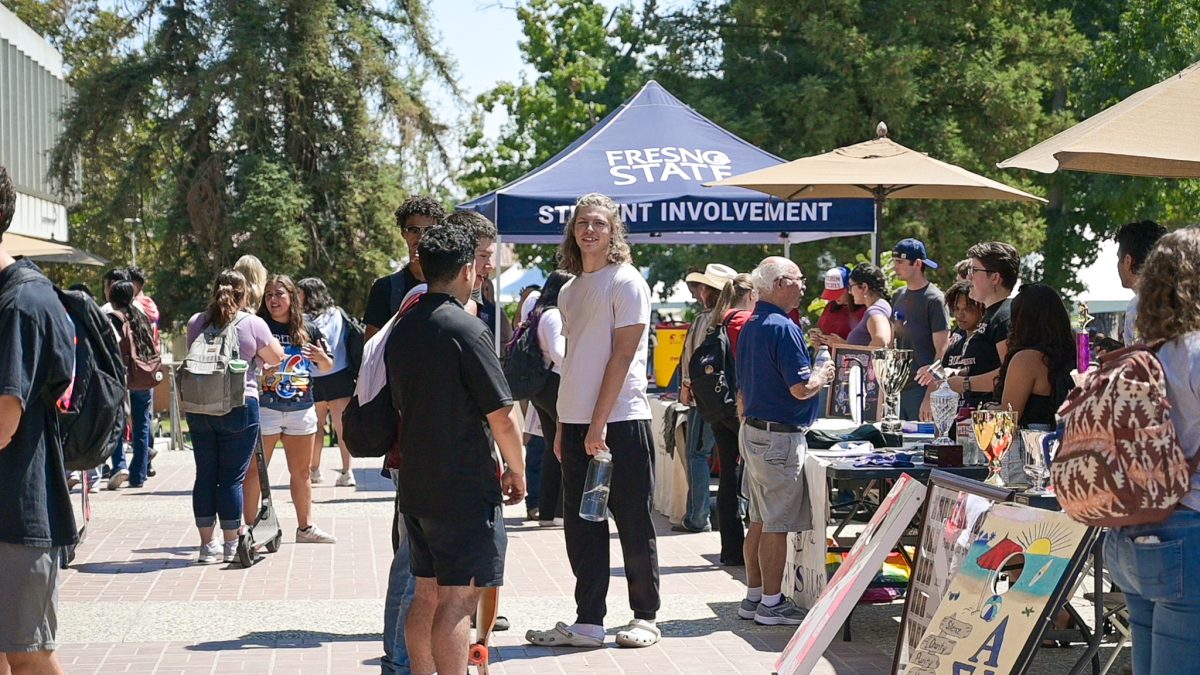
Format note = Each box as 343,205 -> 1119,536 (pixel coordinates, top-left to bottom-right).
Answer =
0,2 -> 70,241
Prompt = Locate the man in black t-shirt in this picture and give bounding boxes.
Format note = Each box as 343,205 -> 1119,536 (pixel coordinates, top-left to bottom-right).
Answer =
948,242 -> 1020,403
386,223 -> 526,675
362,195 -> 447,341
0,166 -> 76,674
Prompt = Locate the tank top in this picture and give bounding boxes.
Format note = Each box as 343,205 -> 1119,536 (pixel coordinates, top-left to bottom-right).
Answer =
846,299 -> 891,346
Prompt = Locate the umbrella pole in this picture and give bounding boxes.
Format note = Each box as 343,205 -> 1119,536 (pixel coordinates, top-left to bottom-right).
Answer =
784,240 -> 791,259
872,191 -> 885,264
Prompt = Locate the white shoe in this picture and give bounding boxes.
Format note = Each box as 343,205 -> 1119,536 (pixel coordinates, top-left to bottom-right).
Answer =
309,468 -> 323,485
67,471 -> 81,489
108,468 -> 129,490
197,541 -> 221,564
296,525 -> 337,544
335,470 -> 356,487
223,541 -> 239,563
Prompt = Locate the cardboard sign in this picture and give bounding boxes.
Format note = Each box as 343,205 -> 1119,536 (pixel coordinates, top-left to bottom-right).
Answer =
902,503 -> 1095,675
893,473 -> 1013,673
776,473 -> 926,675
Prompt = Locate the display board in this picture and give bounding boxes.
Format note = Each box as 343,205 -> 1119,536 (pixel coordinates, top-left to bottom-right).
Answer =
827,345 -> 883,423
776,473 -> 926,675
892,473 -> 1013,673
901,503 -> 1097,675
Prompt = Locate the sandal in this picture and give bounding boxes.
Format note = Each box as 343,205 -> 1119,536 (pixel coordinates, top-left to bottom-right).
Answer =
525,621 -> 604,648
615,618 -> 660,648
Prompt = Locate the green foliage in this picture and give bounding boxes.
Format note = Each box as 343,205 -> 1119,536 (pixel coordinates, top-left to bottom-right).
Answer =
27,0 -> 454,325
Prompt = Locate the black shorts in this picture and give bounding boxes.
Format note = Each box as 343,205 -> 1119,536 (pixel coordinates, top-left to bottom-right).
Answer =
404,504 -> 506,587
313,369 -> 356,402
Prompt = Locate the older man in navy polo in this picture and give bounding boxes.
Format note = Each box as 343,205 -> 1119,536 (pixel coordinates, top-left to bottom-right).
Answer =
734,256 -> 834,626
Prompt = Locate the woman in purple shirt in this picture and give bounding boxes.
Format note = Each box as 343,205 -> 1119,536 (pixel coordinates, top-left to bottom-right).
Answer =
185,269 -> 283,565
824,263 -> 893,348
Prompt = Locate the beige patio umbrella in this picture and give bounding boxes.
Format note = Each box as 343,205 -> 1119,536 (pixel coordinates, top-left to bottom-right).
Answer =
708,123 -> 1045,259
3,232 -> 109,266
1000,60 -> 1200,178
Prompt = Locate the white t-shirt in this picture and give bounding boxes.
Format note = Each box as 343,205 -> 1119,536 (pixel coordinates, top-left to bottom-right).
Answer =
1157,332 -> 1200,511
557,263 -> 651,424
520,291 -> 541,323
536,307 -> 566,374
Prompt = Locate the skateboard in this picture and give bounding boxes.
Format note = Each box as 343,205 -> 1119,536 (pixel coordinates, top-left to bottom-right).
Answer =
237,435 -> 283,566
469,587 -> 501,673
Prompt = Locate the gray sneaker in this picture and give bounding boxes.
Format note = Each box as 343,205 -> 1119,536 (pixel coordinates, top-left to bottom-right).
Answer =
754,598 -> 808,625
737,598 -> 759,620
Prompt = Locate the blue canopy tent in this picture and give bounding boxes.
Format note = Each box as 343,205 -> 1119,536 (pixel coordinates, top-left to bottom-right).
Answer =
459,81 -> 875,245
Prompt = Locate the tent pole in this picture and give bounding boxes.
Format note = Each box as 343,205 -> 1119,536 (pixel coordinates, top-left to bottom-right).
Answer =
784,240 -> 791,259
494,233 -> 503,356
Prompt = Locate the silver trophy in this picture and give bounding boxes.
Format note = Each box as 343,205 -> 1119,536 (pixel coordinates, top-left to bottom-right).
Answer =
871,348 -> 914,435
930,379 -> 960,445
1020,428 -> 1058,495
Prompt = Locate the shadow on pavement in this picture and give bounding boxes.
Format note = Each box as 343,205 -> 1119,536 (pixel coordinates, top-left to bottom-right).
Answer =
71,558 -> 197,574
187,631 -> 382,651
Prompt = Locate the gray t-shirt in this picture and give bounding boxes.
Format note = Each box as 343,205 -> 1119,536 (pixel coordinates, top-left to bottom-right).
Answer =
1157,332 -> 1200,511
892,282 -> 950,383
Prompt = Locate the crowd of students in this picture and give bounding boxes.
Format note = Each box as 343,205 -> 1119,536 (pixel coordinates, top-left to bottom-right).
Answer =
2,153 -> 1198,675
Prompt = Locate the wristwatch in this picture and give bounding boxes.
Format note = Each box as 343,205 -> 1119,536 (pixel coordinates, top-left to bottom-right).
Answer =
963,375 -> 972,394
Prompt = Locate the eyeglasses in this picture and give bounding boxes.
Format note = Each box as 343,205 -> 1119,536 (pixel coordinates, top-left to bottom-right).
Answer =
266,290 -> 289,300
968,266 -> 994,276
403,225 -> 437,236
777,274 -> 805,286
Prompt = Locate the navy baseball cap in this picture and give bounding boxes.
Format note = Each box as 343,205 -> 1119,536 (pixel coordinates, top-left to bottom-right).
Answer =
893,238 -> 939,269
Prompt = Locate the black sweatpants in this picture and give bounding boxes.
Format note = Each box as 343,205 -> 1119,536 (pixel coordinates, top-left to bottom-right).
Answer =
711,416 -> 745,561
531,373 -> 563,519
560,419 -> 661,625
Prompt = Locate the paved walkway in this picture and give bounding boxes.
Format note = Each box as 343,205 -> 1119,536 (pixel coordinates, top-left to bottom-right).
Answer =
54,444 -> 1126,674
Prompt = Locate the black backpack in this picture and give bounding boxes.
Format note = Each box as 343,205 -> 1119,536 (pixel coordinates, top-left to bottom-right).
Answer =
4,269 -> 128,470
341,386 -> 399,458
339,308 -> 366,376
687,313 -> 739,426
501,316 -> 549,400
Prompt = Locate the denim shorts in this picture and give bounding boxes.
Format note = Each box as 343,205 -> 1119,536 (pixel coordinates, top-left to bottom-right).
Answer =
739,423 -> 809,533
0,543 -> 60,652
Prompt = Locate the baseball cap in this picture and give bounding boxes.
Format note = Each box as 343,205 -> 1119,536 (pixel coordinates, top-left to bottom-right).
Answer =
821,266 -> 850,301
893,238 -> 939,269
685,263 -> 738,291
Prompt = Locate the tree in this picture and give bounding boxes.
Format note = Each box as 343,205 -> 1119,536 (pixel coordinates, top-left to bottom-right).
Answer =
43,0 -> 456,323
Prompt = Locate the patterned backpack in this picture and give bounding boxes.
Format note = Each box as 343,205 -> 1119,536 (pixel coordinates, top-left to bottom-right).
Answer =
1052,343 -> 1197,527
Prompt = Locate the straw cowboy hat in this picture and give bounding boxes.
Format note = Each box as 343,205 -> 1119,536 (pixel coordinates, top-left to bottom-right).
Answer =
685,263 -> 738,290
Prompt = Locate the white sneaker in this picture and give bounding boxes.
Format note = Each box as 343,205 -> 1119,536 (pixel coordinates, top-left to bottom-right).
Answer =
67,471 -> 81,490
309,468 -> 323,484
197,541 -> 221,564
223,541 -> 238,563
335,470 -> 356,487
296,525 -> 337,544
108,468 -> 129,490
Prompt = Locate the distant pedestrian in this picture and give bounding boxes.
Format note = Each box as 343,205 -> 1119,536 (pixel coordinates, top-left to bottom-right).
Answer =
0,164 -> 76,675
1114,220 -> 1167,346
821,263 -> 891,347
107,280 -> 159,488
363,196 -> 447,342
527,270 -> 573,527
234,255 -> 268,314
184,270 -> 284,564
890,238 -> 950,421
297,277 -> 357,487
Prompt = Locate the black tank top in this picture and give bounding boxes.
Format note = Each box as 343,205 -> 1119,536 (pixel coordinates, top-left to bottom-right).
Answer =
1021,368 -> 1073,427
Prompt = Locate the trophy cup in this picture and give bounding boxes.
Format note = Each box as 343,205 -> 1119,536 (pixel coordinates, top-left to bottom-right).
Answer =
1020,428 -> 1053,495
923,378 -> 964,466
871,348 -> 914,440
972,408 -> 1017,487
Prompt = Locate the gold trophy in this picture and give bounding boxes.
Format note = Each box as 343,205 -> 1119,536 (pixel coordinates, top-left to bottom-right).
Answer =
972,407 -> 1017,486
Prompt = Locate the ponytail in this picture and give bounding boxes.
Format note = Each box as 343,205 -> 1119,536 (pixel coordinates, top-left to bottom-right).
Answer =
208,269 -> 247,328
709,273 -> 755,329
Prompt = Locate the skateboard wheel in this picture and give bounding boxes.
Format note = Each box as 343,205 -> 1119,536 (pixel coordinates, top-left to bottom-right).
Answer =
468,644 -> 488,665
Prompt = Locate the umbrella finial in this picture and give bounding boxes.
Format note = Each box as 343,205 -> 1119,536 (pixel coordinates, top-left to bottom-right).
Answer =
876,121 -> 889,139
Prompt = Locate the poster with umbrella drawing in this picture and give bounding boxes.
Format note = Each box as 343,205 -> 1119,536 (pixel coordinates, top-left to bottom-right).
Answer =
901,503 -> 1096,675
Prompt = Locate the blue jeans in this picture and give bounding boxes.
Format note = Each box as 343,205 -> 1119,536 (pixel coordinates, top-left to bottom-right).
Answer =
525,435 -> 545,509
1105,508 -> 1200,675
683,406 -> 715,531
187,398 -> 260,530
111,389 -> 154,484
382,470 -> 415,675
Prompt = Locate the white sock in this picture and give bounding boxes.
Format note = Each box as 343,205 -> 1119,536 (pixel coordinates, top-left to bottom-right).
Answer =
570,623 -> 605,641
761,593 -> 782,607
745,586 -> 763,602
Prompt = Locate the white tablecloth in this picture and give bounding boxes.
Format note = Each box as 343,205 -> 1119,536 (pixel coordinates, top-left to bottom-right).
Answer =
648,395 -> 689,524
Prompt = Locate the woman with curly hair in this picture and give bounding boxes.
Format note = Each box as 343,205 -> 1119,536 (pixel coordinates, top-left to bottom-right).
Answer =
995,283 -> 1076,426
245,274 -> 337,544
1106,228 -> 1200,674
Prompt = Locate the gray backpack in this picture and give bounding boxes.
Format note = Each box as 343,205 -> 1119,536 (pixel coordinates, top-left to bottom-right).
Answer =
179,313 -> 250,416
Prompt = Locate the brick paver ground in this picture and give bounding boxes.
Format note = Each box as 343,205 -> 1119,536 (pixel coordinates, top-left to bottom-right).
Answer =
52,443 -> 1127,674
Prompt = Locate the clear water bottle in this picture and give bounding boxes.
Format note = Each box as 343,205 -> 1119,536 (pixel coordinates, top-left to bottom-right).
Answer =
813,345 -> 832,370
579,451 -> 613,522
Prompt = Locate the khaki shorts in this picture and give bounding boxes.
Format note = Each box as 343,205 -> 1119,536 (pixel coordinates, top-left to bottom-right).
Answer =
0,543 -> 60,652
739,423 -> 809,533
